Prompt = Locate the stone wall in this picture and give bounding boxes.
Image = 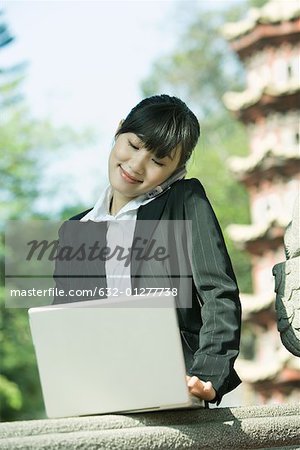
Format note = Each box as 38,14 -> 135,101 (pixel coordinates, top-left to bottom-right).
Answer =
0,403 -> 299,449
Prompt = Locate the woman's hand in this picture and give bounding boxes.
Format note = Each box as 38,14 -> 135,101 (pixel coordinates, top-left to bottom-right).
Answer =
186,375 -> 216,401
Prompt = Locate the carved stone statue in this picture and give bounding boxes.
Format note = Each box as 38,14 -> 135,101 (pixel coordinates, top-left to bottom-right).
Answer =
272,191 -> 300,357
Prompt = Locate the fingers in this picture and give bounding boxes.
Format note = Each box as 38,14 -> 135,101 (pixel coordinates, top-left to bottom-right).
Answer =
186,376 -> 216,401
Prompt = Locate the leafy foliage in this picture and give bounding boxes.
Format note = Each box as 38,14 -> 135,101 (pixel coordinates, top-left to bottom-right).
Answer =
0,11 -> 93,421
249,0 -> 269,8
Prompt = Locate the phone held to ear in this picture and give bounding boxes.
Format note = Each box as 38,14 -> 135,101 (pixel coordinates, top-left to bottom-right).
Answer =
146,166 -> 187,199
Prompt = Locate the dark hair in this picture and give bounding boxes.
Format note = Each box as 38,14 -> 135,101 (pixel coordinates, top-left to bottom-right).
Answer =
115,94 -> 200,167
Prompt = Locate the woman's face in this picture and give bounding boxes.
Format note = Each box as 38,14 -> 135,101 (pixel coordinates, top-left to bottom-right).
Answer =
108,132 -> 182,200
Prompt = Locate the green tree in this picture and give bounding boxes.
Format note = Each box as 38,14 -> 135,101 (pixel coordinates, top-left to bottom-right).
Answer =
0,12 -> 94,420
249,0 -> 269,7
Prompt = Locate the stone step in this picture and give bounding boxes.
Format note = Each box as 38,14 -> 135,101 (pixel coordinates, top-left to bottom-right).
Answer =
0,404 -> 299,449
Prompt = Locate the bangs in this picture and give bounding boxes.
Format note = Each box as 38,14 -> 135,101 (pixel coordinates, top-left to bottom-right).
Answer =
115,95 -> 200,166
117,107 -> 188,161
133,109 -> 185,160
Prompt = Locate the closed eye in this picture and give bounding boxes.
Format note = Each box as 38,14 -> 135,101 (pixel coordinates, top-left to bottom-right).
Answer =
152,159 -> 164,166
128,140 -> 164,166
128,140 -> 140,150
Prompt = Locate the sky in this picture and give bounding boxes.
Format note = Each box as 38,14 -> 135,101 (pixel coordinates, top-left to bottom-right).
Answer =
3,0 -> 239,213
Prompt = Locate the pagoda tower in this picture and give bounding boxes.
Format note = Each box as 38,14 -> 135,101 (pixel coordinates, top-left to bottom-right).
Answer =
222,0 -> 300,405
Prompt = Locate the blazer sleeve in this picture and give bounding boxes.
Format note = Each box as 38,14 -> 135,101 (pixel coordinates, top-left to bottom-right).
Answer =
183,178 -> 242,403
52,209 -> 93,304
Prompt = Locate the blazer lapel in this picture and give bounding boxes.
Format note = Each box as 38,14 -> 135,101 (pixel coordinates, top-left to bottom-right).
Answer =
130,189 -> 171,285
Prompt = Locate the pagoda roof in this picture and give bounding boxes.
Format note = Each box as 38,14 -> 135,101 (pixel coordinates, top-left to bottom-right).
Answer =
226,216 -> 289,247
240,292 -> 275,320
222,0 -> 300,42
228,146 -> 300,180
223,80 -> 300,113
236,347 -> 300,383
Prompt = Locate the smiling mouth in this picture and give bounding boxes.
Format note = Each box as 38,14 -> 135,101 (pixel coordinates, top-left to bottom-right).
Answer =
119,165 -> 143,183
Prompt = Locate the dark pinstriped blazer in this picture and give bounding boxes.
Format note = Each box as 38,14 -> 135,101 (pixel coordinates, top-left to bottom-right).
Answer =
54,178 -> 242,404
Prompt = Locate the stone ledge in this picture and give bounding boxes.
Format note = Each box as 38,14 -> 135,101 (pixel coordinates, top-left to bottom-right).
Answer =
0,403 -> 299,449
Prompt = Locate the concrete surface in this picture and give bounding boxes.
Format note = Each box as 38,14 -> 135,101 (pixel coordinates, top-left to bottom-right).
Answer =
0,403 -> 299,449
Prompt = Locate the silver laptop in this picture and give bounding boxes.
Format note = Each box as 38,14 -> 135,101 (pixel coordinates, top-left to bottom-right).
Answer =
28,294 -> 204,418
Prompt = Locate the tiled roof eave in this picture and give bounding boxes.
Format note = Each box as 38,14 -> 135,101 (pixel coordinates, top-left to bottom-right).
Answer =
226,218 -> 289,246
223,83 -> 300,112
221,0 -> 300,42
235,349 -> 299,383
227,148 -> 300,177
240,292 -> 275,318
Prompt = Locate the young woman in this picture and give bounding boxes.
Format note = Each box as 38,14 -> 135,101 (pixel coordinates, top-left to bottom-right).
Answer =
54,94 -> 242,406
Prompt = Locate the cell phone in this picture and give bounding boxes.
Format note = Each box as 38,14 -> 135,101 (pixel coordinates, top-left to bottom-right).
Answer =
146,166 -> 187,199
